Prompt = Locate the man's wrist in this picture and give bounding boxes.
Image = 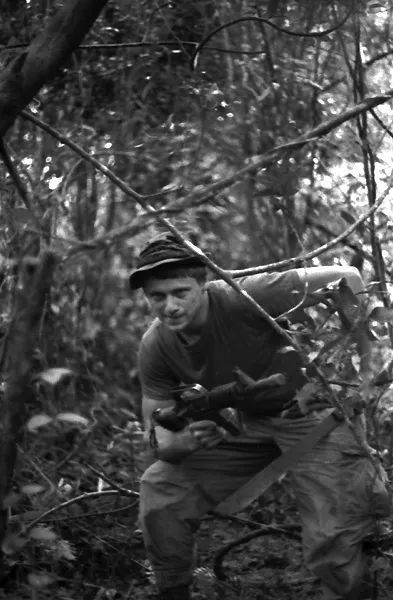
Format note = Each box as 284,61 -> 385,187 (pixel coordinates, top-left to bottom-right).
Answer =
155,427 -> 199,462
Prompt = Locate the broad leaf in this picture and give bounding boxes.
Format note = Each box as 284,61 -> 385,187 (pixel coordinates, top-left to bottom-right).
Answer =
27,572 -> 57,588
56,412 -> 89,427
373,359 -> 393,386
38,367 -> 74,386
26,414 -> 53,432
2,491 -> 21,509
28,526 -> 57,542
295,382 -> 320,414
336,278 -> 360,330
20,484 -> 46,495
1,533 -> 28,555
368,306 -> 393,323
340,209 -> 356,224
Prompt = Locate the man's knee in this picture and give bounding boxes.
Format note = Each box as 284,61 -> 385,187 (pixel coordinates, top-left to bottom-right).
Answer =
140,459 -> 212,524
141,459 -> 175,483
140,460 -> 180,510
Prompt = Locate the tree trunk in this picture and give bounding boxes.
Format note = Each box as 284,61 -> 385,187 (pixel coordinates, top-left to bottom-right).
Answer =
0,252 -> 57,562
0,0 -> 110,137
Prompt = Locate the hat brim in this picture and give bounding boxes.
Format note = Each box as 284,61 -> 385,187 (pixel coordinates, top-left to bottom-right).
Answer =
129,256 -> 204,290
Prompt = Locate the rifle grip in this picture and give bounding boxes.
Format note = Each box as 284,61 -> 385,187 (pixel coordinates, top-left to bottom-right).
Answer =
152,408 -> 188,432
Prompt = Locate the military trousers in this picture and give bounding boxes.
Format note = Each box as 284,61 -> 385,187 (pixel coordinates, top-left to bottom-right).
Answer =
139,411 -> 391,598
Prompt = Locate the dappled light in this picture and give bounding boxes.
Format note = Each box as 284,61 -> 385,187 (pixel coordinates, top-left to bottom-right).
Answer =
0,0 -> 393,598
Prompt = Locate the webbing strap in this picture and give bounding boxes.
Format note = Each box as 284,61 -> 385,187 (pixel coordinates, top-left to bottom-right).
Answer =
215,411 -> 341,515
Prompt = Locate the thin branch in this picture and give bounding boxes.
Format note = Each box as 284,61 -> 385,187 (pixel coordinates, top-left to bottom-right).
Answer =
174,93 -> 393,209
21,109 -> 149,204
84,462 -> 138,496
21,92 -> 393,272
228,181 -> 390,278
25,489 -> 139,530
43,500 -> 139,523
191,4 -> 356,69
0,40 -> 274,57
305,216 -> 375,266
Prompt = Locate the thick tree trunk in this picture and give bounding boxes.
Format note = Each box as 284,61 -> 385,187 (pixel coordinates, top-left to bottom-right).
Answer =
0,0 -> 110,137
0,252 -> 57,560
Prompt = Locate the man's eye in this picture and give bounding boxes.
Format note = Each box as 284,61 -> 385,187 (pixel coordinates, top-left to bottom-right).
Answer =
175,291 -> 188,299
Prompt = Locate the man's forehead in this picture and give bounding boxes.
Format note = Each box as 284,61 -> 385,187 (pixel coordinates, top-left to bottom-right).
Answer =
144,276 -> 199,293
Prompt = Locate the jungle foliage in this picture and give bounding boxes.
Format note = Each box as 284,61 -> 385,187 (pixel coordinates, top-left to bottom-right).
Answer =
1,0 -> 393,598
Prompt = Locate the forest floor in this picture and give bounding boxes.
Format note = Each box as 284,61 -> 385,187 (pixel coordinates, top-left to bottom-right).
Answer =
126,479 -> 318,600
2,474 -> 393,599
2,399 -> 393,600
0,478 -> 319,599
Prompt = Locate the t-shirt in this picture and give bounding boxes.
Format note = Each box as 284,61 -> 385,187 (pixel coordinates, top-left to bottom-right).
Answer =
138,270 -> 307,416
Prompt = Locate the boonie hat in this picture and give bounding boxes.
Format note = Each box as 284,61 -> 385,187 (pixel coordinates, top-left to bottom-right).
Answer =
129,234 -> 205,290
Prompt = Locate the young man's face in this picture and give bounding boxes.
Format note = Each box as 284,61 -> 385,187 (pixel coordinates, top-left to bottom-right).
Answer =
143,276 -> 208,333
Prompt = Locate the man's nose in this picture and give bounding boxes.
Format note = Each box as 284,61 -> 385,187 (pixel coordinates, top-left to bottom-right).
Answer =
164,295 -> 179,314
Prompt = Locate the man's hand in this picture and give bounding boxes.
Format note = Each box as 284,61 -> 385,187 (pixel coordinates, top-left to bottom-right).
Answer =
189,420 -> 227,449
153,419 -> 226,462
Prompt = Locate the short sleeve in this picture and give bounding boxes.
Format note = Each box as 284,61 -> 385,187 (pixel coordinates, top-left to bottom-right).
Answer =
138,326 -> 178,401
238,270 -> 303,317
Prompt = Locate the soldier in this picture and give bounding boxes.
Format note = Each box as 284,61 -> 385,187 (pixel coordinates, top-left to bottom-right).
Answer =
130,234 -> 390,600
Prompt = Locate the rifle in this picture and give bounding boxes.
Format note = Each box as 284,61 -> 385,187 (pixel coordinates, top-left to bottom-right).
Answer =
152,369 -> 286,437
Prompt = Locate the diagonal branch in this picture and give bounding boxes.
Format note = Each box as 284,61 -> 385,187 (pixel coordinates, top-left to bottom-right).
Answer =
228,191 -> 388,278
174,93 -> 393,209
22,90 -> 393,259
21,109 -> 148,205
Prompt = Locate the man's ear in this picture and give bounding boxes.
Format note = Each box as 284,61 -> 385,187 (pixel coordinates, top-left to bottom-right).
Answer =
143,296 -> 152,312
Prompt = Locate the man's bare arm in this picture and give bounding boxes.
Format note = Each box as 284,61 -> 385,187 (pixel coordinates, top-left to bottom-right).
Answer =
296,265 -> 365,296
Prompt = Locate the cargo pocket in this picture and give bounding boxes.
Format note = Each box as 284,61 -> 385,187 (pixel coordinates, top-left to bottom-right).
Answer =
340,450 -> 392,521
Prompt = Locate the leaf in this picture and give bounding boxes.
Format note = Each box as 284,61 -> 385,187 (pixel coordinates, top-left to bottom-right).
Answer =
340,209 -> 356,224
28,526 -> 57,542
1,533 -> 28,555
367,2 -> 387,13
37,367 -> 74,386
56,412 -> 89,427
308,350 -> 320,363
295,382 -> 320,414
313,334 -> 343,358
368,306 -> 393,323
2,491 -> 21,509
336,278 -> 360,329
20,484 -> 46,495
365,323 -> 380,341
26,414 -> 53,432
373,359 -> 393,386
82,316 -> 101,341
277,345 -> 297,356
286,308 -> 316,328
351,354 -> 361,374
27,571 -> 57,588
52,538 -> 76,561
